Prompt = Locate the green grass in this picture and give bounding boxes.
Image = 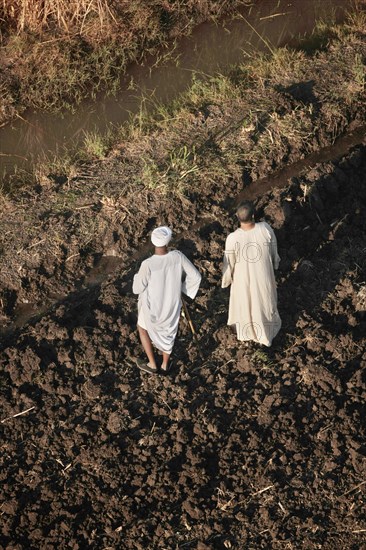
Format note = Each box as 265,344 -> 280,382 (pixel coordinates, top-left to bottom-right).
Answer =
251,349 -> 276,368
3,6 -> 365,200
9,36 -> 131,113
139,145 -> 198,193
81,130 -> 109,160
351,52 -> 365,95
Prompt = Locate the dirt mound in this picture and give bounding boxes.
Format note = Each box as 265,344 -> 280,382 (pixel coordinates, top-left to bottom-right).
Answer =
1,144 -> 365,549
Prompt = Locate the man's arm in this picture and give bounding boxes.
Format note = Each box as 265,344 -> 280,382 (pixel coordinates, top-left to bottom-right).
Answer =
266,224 -> 280,270
132,261 -> 150,295
181,254 -> 202,299
222,236 -> 237,288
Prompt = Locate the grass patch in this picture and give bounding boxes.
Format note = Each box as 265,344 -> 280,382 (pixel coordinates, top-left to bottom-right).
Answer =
140,145 -> 199,192
6,35 -> 131,112
81,130 -> 110,160
351,52 -> 365,95
3,6 -> 365,199
0,1 -> 247,122
251,349 -> 276,368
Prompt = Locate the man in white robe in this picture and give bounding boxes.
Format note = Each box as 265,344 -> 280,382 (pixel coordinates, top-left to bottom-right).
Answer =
222,201 -> 281,347
133,226 -> 201,374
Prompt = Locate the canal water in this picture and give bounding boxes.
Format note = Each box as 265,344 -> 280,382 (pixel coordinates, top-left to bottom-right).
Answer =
0,0 -> 351,179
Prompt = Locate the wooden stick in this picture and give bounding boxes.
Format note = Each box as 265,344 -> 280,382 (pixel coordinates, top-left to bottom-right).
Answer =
182,298 -> 196,336
182,298 -> 204,360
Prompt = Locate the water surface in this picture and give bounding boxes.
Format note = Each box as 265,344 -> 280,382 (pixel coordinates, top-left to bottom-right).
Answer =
0,0 -> 351,178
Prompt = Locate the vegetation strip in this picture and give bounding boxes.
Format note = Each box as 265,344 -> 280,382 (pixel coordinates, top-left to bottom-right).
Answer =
0,0 -> 249,124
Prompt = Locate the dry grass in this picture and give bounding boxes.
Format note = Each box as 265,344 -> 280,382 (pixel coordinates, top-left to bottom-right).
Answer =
245,48 -> 307,85
1,0 -> 118,37
0,1 -> 247,121
346,0 -> 366,32
0,1 -> 249,44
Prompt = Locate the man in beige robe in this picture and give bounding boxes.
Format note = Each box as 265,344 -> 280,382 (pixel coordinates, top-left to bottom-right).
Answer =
222,201 -> 281,346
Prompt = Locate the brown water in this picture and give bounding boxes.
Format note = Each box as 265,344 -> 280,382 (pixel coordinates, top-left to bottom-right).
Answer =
0,0 -> 350,179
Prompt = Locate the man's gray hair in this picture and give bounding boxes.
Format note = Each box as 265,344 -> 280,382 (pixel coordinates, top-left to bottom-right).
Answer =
236,201 -> 255,223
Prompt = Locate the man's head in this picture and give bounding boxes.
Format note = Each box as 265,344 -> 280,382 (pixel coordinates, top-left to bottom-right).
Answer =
236,201 -> 255,223
151,226 -> 172,248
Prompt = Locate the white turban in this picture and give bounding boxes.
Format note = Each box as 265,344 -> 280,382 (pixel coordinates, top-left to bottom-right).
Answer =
151,226 -> 172,247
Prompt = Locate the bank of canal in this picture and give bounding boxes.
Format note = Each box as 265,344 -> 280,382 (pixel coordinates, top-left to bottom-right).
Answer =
0,0 -> 351,180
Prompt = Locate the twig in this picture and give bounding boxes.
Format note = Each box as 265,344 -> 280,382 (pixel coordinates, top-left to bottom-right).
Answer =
29,239 -> 46,249
1,406 -> 35,424
251,485 -> 274,497
15,113 -> 38,129
315,210 -> 323,224
319,422 -> 333,434
75,203 -> 95,210
65,253 -> 80,262
341,481 -> 366,497
36,37 -> 67,45
260,12 -> 292,21
190,359 -> 215,373
159,397 -> 172,413
278,501 -> 287,514
119,203 -> 132,215
0,152 -> 29,161
237,13 -> 275,54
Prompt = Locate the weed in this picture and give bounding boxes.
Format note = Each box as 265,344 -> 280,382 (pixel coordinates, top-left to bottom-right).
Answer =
165,145 -> 198,180
35,151 -> 79,183
345,1 -> 366,33
2,0 -> 119,35
139,145 -> 198,194
245,47 -> 306,85
2,5 -> 365,196
81,130 -> 109,160
350,52 -> 365,95
1,164 -> 37,193
40,189 -> 81,218
297,21 -> 338,54
123,97 -> 153,141
184,72 -> 238,106
141,158 -> 161,190
251,348 -> 275,367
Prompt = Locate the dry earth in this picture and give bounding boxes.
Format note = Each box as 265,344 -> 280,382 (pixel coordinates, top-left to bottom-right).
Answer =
1,15 -> 366,548
1,139 -> 365,548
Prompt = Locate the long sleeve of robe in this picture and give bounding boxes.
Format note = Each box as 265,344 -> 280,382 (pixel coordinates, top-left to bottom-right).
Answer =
133,250 -> 201,353
222,221 -> 281,347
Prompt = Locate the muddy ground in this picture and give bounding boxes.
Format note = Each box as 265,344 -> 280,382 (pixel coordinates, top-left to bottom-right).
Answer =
1,15 -> 366,548
1,135 -> 365,548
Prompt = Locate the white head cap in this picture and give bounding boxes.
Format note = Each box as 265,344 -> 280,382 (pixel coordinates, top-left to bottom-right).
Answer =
151,226 -> 172,247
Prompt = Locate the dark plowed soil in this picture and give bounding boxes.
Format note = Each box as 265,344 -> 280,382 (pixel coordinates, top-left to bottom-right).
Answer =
1,142 -> 365,549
